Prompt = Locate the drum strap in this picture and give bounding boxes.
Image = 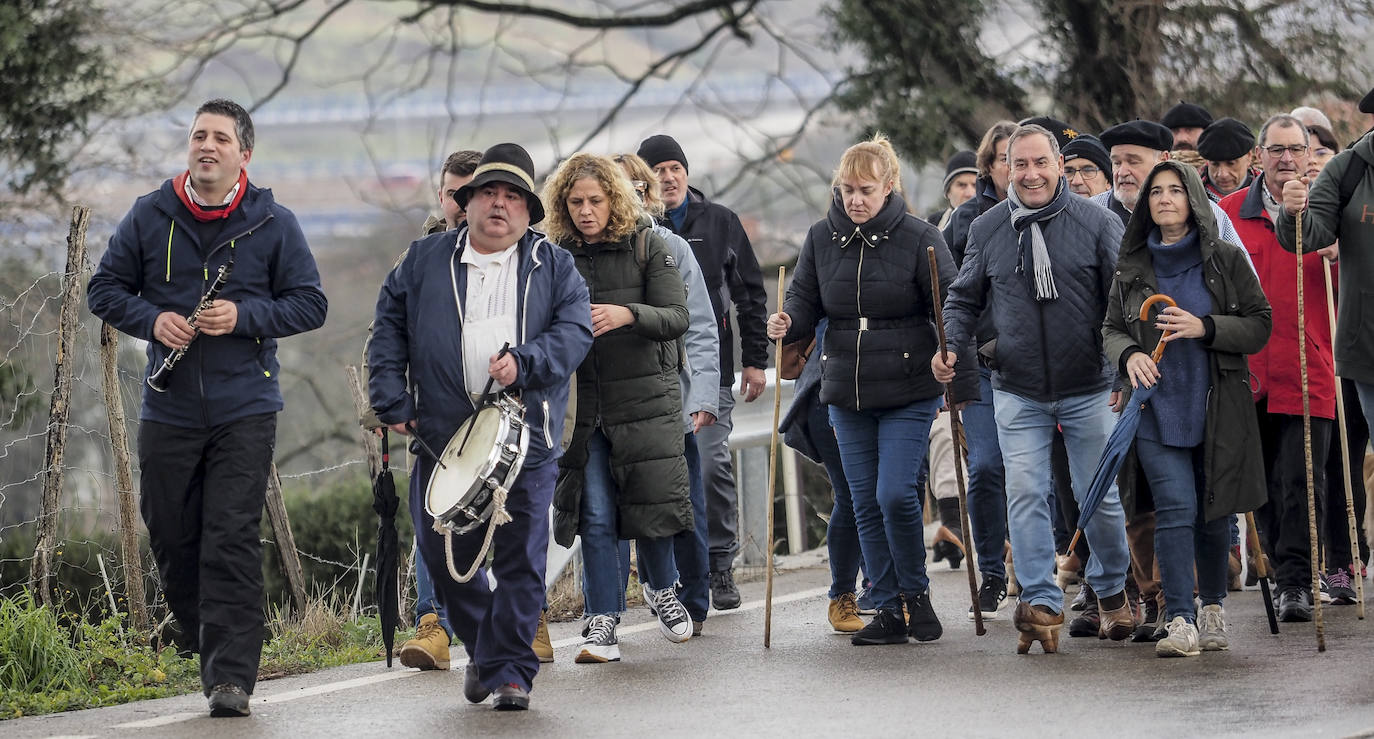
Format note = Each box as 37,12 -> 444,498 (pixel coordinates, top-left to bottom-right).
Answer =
437,484 -> 514,583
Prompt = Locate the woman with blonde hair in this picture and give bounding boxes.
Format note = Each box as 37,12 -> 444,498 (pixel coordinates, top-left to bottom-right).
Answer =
767,134 -> 975,645
545,153 -> 694,663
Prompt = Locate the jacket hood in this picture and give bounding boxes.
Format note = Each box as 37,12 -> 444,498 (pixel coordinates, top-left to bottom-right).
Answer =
825,188 -> 910,248
1121,160 -> 1220,259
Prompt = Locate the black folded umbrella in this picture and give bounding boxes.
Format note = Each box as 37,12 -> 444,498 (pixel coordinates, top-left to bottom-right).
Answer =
372,430 -> 400,667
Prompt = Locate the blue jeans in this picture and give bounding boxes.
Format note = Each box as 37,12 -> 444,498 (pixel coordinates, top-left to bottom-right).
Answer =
963,368 -> 1007,580
807,397 -> 865,598
581,429 -> 679,615
1358,382 -> 1374,438
413,545 -> 454,639
618,434 -> 709,621
1136,439 -> 1229,622
829,396 -> 942,612
993,388 -> 1130,612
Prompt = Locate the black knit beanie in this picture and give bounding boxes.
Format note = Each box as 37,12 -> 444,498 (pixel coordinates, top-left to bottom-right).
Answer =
637,135 -> 689,173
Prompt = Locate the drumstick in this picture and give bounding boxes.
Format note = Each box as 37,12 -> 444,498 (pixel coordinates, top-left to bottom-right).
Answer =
405,421 -> 447,469
458,342 -> 512,457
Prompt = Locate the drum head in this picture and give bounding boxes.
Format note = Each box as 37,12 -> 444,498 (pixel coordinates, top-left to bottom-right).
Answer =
425,406 -> 504,518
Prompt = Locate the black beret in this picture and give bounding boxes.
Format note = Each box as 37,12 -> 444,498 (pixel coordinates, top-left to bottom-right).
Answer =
1361,86 -> 1374,115
1160,102 -> 1214,130
1061,134 -> 1111,174
1196,118 -> 1255,161
1100,120 -> 1174,153
942,150 -> 978,191
637,134 -> 689,173
1018,116 -> 1081,149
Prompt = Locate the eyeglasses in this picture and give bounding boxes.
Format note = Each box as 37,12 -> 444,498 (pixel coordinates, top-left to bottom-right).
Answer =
1261,144 -> 1308,157
631,180 -> 647,194
1063,165 -> 1101,180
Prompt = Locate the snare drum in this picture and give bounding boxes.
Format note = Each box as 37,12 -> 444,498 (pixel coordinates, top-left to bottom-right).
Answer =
425,395 -> 529,534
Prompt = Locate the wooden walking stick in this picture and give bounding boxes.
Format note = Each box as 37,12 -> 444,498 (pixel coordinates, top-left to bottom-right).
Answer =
764,266 -> 785,648
1322,256 -> 1365,618
928,246 -> 985,636
1244,511 -> 1280,634
1296,210 -> 1327,652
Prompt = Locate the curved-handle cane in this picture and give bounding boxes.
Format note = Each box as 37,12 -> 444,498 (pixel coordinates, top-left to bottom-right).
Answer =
928,247 -> 985,636
764,266 -> 784,648
1245,511 -> 1280,634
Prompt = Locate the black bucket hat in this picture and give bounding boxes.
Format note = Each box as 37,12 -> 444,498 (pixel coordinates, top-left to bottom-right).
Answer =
455,142 -> 544,224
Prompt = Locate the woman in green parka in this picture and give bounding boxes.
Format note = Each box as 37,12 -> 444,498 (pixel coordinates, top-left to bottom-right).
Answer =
543,153 -> 693,663
1102,160 -> 1271,659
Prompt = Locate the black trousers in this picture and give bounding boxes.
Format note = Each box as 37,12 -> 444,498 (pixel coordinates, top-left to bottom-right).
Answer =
1323,378 -> 1370,571
138,413 -> 276,696
1255,403 -> 1332,590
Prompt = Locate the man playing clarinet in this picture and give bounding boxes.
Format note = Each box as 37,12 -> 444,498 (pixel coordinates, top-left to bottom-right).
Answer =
87,99 -> 328,718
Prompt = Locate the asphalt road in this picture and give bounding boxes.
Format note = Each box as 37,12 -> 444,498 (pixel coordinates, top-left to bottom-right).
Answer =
11,554 -> 1374,738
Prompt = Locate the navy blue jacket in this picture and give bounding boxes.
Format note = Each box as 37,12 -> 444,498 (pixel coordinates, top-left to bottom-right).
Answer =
944,188 -> 1123,402
87,178 -> 327,428
367,227 -> 593,469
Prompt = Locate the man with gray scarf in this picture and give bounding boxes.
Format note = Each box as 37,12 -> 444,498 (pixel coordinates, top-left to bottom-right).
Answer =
933,124 -> 1133,655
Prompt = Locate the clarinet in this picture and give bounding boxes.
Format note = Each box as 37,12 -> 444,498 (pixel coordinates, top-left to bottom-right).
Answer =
146,256 -> 235,393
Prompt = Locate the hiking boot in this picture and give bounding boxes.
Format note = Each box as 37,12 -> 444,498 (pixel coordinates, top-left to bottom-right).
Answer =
828,592 -> 865,634
208,683 -> 250,717
1155,616 -> 1200,657
463,663 -> 491,703
1328,568 -> 1358,605
1228,547 -> 1243,591
1098,595 -> 1136,641
969,575 -> 1007,620
1068,588 -> 1099,637
905,590 -> 942,642
575,614 -> 621,663
1198,604 -> 1229,651
399,612 -> 451,670
1277,586 -> 1314,622
1013,601 -> 1063,655
1131,596 -> 1164,642
931,525 -> 965,570
642,583 -> 692,643
532,610 -> 554,663
710,570 -> 741,610
855,583 -> 877,615
492,683 -> 530,711
851,607 -> 908,645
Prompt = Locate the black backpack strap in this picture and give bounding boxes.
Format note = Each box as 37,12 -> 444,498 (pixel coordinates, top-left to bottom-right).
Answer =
1337,149 -> 1367,212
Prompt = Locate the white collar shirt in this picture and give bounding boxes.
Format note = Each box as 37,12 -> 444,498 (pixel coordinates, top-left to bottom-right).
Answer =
458,240 -> 521,398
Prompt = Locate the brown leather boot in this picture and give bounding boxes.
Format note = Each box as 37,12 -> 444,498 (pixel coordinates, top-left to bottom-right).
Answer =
1099,600 -> 1137,641
1013,601 -> 1063,654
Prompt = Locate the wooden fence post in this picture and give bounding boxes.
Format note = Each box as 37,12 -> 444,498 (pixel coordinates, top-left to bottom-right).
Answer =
30,206 -> 90,607
100,323 -> 149,632
264,464 -> 309,614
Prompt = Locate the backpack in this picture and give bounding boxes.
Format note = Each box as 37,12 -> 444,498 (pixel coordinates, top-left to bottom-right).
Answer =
1336,145 -> 1372,213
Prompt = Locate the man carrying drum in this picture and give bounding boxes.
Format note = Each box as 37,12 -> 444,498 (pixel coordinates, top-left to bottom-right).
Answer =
368,143 -> 592,711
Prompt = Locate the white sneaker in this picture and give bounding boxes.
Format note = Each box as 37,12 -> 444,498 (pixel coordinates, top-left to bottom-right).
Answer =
1155,616 -> 1201,658
1198,604 -> 1229,651
575,614 -> 621,663
642,584 -> 692,643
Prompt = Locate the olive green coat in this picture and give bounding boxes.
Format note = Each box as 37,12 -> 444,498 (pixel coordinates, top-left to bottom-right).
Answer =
1102,160 -> 1272,522
553,223 -> 692,545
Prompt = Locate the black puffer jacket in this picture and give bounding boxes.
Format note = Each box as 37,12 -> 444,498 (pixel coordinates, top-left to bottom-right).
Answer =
944,183 -> 1124,402
782,191 -> 975,411
553,223 -> 693,545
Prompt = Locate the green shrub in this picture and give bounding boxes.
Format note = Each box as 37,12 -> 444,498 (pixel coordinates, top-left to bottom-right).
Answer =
0,591 -> 84,693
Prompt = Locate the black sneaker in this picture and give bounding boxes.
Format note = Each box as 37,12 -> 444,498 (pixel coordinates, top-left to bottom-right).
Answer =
208,683 -> 250,717
851,607 -> 909,645
1131,597 -> 1163,642
1068,587 -> 1100,637
1328,569 -> 1358,605
710,570 -> 741,610
1277,586 -> 1314,622
905,591 -> 942,642
969,575 -> 1007,620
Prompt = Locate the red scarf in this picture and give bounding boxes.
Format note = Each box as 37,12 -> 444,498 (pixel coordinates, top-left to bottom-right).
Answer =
173,169 -> 248,222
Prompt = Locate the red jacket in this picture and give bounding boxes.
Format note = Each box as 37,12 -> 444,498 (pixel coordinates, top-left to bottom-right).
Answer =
1218,178 -> 1335,419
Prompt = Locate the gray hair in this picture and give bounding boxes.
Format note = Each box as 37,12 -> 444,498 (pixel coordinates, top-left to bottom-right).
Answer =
1289,106 -> 1333,132
1006,124 -> 1061,162
1258,114 -> 1309,148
